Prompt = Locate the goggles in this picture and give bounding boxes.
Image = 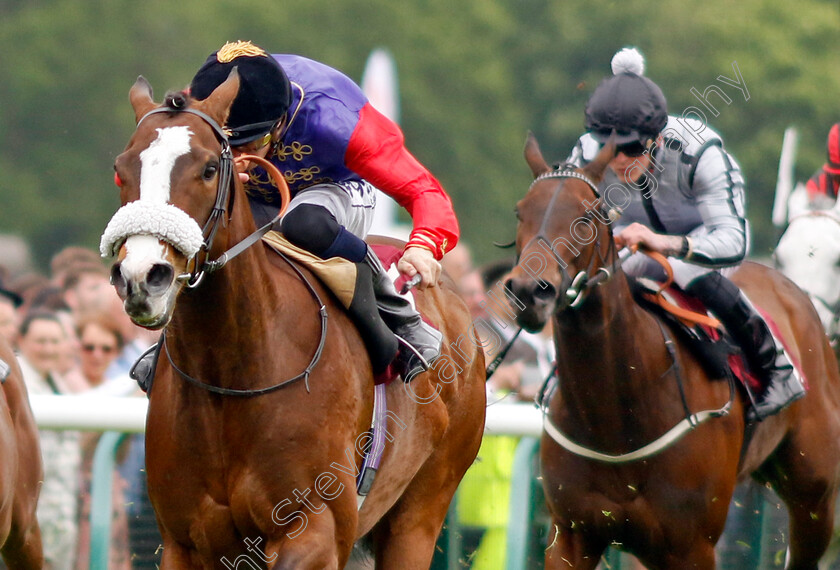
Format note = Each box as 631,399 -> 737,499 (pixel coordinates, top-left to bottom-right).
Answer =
232,131 -> 272,153
614,140 -> 649,157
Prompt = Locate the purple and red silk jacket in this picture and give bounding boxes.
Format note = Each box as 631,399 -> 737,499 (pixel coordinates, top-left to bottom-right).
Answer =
244,54 -> 458,260
806,168 -> 839,201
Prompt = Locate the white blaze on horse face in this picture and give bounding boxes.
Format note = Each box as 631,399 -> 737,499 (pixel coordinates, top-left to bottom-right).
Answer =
139,126 -> 193,203
121,235 -> 170,282
122,126 -> 193,278
116,126 -> 194,323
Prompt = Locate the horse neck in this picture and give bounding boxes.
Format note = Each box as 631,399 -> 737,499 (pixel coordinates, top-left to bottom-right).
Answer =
551,270 -> 665,414
167,198 -> 284,364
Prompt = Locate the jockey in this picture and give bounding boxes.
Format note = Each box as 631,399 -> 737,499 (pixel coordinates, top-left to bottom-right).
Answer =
805,122 -> 840,207
565,47 -> 804,422
189,41 -> 457,381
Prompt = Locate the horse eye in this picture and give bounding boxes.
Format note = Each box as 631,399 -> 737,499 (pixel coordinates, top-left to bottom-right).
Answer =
202,163 -> 219,181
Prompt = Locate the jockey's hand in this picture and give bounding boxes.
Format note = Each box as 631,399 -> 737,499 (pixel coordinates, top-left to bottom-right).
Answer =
398,246 -> 441,290
615,223 -> 686,257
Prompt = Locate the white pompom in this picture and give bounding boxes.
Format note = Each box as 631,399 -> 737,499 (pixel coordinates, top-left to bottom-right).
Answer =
611,47 -> 645,76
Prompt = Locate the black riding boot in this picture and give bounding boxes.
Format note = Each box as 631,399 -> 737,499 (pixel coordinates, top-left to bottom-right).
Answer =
686,272 -> 805,421
364,248 -> 442,381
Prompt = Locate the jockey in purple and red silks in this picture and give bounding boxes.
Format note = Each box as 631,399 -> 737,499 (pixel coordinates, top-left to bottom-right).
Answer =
805,122 -> 840,206
188,40 -> 458,381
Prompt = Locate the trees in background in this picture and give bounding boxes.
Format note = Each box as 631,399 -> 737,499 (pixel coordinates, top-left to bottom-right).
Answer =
1,0 -> 837,267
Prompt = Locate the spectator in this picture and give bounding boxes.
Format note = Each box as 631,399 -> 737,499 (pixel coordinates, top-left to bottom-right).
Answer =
72,310 -> 133,569
0,270 -> 23,347
454,258 -> 554,569
479,259 -> 555,403
16,310 -> 82,570
441,243 -> 474,294
50,246 -> 105,288
9,271 -> 51,316
76,311 -> 124,390
61,263 -> 112,318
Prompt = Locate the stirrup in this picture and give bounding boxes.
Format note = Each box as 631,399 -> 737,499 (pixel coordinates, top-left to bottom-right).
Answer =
130,343 -> 160,395
394,334 -> 433,382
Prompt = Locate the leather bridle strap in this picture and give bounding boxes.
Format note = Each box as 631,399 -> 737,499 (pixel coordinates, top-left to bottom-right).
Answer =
165,249 -> 328,396
199,154 -> 291,276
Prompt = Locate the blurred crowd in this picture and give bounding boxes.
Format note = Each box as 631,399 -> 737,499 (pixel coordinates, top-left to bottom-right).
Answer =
441,243 -> 555,569
0,245 -> 158,569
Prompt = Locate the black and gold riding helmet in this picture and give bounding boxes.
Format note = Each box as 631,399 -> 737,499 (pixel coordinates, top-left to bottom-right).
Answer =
190,40 -> 292,146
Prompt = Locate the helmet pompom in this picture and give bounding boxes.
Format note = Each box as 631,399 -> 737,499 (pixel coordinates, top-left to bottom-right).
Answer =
611,47 -> 645,76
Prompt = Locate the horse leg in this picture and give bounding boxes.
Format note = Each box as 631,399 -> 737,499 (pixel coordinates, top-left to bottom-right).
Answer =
0,495 -> 44,570
370,471 -> 463,569
0,523 -> 43,570
543,521 -> 605,570
158,535 -> 202,569
781,491 -> 836,570
262,535 -> 341,570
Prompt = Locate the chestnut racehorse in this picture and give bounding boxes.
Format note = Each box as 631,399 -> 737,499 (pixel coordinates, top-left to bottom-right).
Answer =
102,73 -> 485,568
505,134 -> 840,569
0,337 -> 43,568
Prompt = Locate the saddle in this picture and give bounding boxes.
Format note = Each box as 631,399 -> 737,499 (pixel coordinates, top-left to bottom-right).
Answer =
628,276 -> 762,394
261,232 -> 423,384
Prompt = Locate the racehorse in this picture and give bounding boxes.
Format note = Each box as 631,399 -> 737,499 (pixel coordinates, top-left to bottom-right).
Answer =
505,133 -> 840,569
0,337 -> 43,568
102,72 -> 485,568
774,199 -> 840,350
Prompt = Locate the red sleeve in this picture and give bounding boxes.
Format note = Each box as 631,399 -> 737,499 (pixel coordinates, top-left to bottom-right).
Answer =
345,103 -> 459,259
806,173 -> 822,199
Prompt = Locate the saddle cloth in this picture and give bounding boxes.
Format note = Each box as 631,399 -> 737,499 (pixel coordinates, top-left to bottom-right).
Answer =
261,232 -> 412,309
634,280 -> 808,393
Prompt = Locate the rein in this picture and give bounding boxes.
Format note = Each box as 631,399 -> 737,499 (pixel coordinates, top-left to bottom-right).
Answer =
162,249 -> 328,396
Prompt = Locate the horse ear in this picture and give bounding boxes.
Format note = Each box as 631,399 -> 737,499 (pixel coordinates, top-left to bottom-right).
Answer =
524,131 -> 551,178
129,76 -> 158,124
581,134 -> 616,184
192,68 -> 241,128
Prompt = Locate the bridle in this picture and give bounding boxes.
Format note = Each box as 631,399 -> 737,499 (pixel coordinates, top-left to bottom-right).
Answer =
520,167 -> 622,310
527,169 -> 736,463
134,104 -> 325,397
136,105 -> 289,289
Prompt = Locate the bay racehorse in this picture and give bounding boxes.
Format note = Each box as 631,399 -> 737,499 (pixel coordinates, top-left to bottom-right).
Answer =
102,72 -> 485,568
505,133 -> 840,569
0,337 -> 43,568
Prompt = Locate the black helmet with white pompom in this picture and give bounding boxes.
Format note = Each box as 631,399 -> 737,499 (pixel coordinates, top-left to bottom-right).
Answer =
584,47 -> 668,144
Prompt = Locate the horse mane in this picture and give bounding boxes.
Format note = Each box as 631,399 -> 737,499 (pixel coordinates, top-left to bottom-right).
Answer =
163,90 -> 191,111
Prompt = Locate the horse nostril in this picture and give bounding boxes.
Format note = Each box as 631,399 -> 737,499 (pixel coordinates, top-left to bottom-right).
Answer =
147,263 -> 174,293
110,264 -> 128,298
534,283 -> 557,302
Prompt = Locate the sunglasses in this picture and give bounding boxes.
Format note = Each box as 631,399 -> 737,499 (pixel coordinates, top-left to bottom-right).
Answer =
82,344 -> 116,354
614,141 -> 649,157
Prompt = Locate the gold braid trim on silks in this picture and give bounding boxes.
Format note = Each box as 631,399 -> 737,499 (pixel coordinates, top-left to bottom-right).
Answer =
216,40 -> 268,62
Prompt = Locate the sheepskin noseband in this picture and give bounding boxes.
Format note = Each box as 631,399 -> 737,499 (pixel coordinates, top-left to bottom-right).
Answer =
100,200 -> 205,259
